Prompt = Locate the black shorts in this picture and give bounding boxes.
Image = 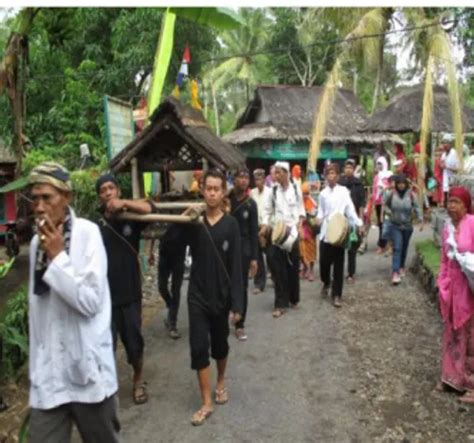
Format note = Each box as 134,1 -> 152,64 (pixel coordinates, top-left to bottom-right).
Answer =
112,301 -> 144,366
188,303 -> 230,370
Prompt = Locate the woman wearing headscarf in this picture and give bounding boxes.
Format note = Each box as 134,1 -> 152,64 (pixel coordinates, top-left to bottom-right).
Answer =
291,164 -> 302,188
384,175 -> 423,284
436,187 -> 474,403
371,157 -> 392,253
299,182 -> 317,281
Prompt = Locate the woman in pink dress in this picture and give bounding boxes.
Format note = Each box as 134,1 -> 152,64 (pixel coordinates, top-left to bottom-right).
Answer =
437,186 -> 474,402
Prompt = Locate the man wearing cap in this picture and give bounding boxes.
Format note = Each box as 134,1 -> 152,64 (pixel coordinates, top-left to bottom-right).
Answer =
96,174 -> 152,405
317,163 -> 363,307
229,166 -> 258,340
339,159 -> 366,283
250,169 -> 271,293
261,161 -> 305,318
27,162 -> 119,442
440,134 -> 459,207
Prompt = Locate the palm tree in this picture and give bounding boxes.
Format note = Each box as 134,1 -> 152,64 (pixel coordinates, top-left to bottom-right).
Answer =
307,7 -> 464,184
203,8 -> 274,132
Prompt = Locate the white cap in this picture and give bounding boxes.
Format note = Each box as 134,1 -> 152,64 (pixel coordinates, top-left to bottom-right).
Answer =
442,133 -> 454,143
274,161 -> 290,172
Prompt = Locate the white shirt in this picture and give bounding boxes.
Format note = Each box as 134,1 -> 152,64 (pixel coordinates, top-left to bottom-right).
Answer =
316,184 -> 363,242
250,186 -> 271,225
442,148 -> 459,192
28,210 -> 117,410
465,155 -> 474,175
262,180 -> 305,229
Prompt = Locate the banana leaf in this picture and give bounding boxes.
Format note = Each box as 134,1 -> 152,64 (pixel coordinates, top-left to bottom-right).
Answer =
0,176 -> 28,193
0,257 -> 15,279
170,7 -> 245,30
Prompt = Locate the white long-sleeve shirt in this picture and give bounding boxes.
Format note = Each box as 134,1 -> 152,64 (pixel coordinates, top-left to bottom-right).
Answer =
28,210 -> 117,410
262,180 -> 305,229
250,186 -> 271,225
317,184 -> 363,242
442,148 -> 459,192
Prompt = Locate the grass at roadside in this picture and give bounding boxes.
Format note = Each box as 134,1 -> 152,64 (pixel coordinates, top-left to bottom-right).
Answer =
415,239 -> 441,276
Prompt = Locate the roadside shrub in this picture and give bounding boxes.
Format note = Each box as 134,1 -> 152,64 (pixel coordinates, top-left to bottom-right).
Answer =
0,284 -> 29,380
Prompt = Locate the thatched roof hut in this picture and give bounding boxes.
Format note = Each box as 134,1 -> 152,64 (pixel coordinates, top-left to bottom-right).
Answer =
224,85 -> 404,146
360,85 -> 474,134
110,97 -> 245,174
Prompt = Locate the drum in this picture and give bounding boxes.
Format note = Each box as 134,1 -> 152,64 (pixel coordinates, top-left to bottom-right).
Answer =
271,222 -> 298,252
326,213 -> 349,247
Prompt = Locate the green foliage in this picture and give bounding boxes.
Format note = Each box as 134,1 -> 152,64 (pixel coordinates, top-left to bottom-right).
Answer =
415,239 -> 441,275
0,284 -> 29,380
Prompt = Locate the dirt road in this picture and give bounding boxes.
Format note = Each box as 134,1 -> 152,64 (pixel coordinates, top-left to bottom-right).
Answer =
118,228 -> 474,443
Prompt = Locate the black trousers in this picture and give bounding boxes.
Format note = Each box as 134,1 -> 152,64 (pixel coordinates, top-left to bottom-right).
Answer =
267,242 -> 300,309
112,301 -> 144,366
347,237 -> 361,277
320,241 -> 345,298
235,255 -> 251,329
188,302 -> 230,370
253,245 -> 267,291
158,252 -> 185,327
30,395 -> 120,443
375,204 -> 387,248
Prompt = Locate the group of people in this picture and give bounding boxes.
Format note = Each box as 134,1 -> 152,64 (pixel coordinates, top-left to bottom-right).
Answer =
23,136 -> 474,441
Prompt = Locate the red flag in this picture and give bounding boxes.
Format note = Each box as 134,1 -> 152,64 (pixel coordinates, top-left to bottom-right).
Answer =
183,44 -> 191,63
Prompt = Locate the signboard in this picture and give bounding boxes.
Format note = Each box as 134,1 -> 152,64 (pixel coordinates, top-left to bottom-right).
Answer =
103,96 -> 135,160
244,142 -> 347,160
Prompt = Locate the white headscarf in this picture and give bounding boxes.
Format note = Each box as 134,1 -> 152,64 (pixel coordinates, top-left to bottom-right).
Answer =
376,157 -> 392,181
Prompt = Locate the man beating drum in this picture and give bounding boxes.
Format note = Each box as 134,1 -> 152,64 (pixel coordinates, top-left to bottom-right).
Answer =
260,161 -> 306,318
316,163 -> 364,308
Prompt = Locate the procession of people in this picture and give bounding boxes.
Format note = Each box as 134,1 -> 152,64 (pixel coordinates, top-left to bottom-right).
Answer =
24,134 -> 474,440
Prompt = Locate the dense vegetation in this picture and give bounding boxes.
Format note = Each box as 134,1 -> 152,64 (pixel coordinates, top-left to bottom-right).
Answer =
0,7 -> 471,173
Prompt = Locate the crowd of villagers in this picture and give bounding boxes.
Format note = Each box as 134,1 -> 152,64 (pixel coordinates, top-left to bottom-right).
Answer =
11,130 -> 474,441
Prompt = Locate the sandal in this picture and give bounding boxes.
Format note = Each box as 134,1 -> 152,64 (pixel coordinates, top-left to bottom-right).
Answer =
133,382 -> 148,405
215,388 -> 229,405
272,308 -> 285,318
458,391 -> 474,404
191,406 -> 213,426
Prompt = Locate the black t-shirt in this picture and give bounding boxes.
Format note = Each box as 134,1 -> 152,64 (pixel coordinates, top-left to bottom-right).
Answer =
99,217 -> 145,307
159,224 -> 187,262
229,192 -> 258,260
339,176 -> 366,213
180,215 -> 243,316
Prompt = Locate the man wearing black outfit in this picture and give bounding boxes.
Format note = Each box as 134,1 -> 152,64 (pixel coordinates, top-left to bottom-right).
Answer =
339,159 -> 366,283
149,224 -> 186,339
178,169 -> 243,426
229,167 -> 258,341
96,174 -> 152,405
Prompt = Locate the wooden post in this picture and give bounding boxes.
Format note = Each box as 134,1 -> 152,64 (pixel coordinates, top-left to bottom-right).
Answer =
131,158 -> 140,199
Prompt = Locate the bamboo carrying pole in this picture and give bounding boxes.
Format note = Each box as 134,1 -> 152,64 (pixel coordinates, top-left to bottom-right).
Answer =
150,201 -> 205,210
117,212 -> 202,224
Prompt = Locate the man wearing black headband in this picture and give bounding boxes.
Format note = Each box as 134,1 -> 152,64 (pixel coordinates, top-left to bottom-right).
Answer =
229,167 -> 258,341
96,174 -> 152,405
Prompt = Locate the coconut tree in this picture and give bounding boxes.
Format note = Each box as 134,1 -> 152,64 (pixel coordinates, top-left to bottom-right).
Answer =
307,7 -> 464,181
203,8 -> 274,134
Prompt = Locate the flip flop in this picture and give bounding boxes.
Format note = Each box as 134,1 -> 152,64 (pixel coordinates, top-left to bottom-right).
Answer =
215,388 -> 229,405
133,382 -> 148,405
272,309 -> 285,318
191,407 -> 213,426
458,391 -> 474,404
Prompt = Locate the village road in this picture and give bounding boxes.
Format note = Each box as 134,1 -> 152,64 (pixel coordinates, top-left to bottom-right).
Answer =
117,227 -> 474,442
